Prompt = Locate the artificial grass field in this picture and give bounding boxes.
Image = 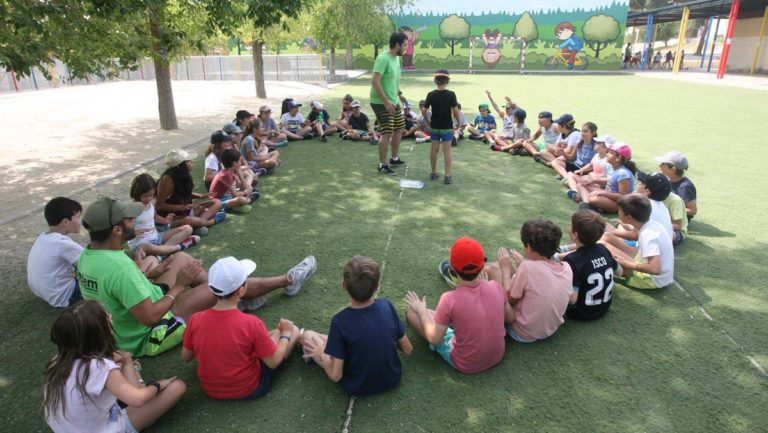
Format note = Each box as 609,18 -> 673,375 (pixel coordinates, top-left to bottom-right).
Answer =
2,73 -> 767,432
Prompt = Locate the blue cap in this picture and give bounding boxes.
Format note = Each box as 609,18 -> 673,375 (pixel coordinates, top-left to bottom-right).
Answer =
288,100 -> 302,109
538,111 -> 553,119
512,108 -> 527,121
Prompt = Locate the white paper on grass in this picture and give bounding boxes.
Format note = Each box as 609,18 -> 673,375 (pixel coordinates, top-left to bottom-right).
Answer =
399,179 -> 425,189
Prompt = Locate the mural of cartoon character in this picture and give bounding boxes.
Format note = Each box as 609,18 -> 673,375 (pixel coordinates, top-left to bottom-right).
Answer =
481,29 -> 502,69
399,26 -> 421,70
555,22 -> 583,70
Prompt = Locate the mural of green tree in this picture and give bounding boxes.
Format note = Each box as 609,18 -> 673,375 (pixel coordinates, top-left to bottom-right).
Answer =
582,14 -> 621,58
513,11 -> 539,46
439,14 -> 471,55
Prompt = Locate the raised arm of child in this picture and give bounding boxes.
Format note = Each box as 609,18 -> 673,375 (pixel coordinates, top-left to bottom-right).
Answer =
485,90 -> 503,116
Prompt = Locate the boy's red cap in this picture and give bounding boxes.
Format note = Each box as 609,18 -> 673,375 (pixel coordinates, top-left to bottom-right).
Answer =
450,237 -> 485,274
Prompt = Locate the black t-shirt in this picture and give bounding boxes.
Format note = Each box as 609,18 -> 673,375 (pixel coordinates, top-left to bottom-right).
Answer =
564,244 -> 617,321
308,109 -> 331,126
348,113 -> 370,131
671,176 -> 696,203
424,89 -> 458,130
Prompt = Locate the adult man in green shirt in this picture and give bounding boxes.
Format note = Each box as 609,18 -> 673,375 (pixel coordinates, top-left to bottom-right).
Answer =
78,196 -> 317,356
370,31 -> 408,176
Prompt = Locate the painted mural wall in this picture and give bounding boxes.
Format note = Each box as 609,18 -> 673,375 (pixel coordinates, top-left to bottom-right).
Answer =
353,0 -> 629,71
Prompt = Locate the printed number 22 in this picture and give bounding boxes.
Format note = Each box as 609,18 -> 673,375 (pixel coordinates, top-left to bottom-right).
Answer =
585,268 -> 614,306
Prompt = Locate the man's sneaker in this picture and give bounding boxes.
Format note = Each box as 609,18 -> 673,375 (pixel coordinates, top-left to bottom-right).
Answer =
321,135 -> 328,142
451,136 -> 458,147
438,260 -> 459,287
179,235 -> 201,251
430,172 -> 440,181
192,226 -> 208,236
232,204 -> 252,213
389,158 -> 406,166
238,295 -> 267,311
213,212 -> 227,224
285,255 -> 317,296
378,164 -> 396,176
443,175 -> 453,185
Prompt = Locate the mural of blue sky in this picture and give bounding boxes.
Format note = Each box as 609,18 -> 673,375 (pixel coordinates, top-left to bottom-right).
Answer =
406,0 -> 627,14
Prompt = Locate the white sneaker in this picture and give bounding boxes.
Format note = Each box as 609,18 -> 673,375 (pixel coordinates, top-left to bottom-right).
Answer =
238,295 -> 267,311
285,255 -> 317,296
415,137 -> 426,143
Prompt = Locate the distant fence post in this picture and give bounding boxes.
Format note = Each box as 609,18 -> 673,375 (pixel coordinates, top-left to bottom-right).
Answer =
218,57 -> 224,80
30,68 -> 39,90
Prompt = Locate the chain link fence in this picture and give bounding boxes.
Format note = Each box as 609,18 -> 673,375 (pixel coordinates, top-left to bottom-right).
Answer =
1,54 -> 351,93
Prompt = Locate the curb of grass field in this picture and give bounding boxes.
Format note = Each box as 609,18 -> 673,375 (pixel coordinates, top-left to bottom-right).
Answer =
0,136 -> 210,226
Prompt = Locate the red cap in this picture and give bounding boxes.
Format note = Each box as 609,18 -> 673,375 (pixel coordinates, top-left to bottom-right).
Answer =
450,237 -> 485,274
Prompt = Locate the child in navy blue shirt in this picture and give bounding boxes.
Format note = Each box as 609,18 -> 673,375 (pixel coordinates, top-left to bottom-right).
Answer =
299,256 -> 413,396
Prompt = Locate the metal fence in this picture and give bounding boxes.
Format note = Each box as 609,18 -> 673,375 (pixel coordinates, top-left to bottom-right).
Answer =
1,54 -> 348,93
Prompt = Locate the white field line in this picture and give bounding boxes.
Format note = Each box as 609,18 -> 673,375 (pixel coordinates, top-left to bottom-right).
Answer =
341,396 -> 357,433
672,279 -> 768,377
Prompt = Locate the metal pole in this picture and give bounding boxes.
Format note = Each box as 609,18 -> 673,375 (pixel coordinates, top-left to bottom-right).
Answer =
750,6 -> 768,74
700,17 -> 713,68
673,6 -> 691,74
717,0 -> 741,79
520,37 -> 526,74
641,14 -> 654,69
9,68 -> 19,91
201,58 -> 206,80
219,57 -> 224,80
30,68 -> 39,90
707,16 -> 722,72
468,37 -> 473,73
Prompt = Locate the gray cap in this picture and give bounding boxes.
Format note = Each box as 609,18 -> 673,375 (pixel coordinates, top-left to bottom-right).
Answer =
222,122 -> 242,135
655,151 -> 688,170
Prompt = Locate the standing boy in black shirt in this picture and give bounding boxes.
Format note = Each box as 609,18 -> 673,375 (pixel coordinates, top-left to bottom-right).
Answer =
423,69 -> 460,184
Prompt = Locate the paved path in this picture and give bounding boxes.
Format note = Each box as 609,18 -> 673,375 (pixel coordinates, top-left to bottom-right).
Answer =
1,80 -> 327,223
635,70 -> 768,91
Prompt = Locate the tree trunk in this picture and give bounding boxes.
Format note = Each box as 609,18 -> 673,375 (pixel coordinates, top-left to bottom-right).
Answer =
345,43 -> 353,70
149,9 -> 178,130
329,47 -> 336,75
374,44 -> 379,59
449,40 -> 455,56
251,40 -> 266,99
695,24 -> 708,55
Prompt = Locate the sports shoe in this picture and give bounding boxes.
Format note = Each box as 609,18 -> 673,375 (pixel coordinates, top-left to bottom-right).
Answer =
468,135 -> 481,141
579,202 -> 600,212
451,136 -> 458,147
285,255 -> 317,296
443,175 -> 453,185
560,177 -> 569,185
509,148 -> 521,155
438,260 -> 458,288
254,167 -> 268,177
320,135 -> 328,142
415,137 -> 426,143
378,164 -> 396,176
179,235 -> 201,251
490,144 -> 501,151
369,138 -> 379,145
232,204 -> 252,213
430,172 -> 440,181
213,212 -> 227,224
518,148 -> 531,157
249,190 -> 261,201
533,154 -> 544,164
192,226 -> 208,236
567,190 -> 581,203
482,138 -> 489,144
238,295 -> 267,311
389,157 -> 405,166
276,140 -> 289,148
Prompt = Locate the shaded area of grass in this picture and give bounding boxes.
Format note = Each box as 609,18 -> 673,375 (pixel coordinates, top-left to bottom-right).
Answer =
1,74 -> 766,432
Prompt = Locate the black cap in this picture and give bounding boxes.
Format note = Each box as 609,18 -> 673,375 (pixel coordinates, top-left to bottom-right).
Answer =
538,111 -> 553,119
637,171 -> 671,201
211,130 -> 231,145
235,110 -> 254,120
554,113 -> 574,126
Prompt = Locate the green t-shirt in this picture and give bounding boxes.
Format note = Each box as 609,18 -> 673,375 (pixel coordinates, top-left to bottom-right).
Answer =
77,248 -> 164,356
369,52 -> 401,105
663,192 -> 688,234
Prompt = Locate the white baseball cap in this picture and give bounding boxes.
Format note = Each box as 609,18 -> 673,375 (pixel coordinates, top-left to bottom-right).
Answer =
594,135 -> 617,145
164,148 -> 197,167
208,257 -> 257,297
311,100 -> 324,109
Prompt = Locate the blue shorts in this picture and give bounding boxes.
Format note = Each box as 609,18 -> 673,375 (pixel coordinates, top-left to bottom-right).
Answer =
129,232 -> 165,253
672,230 -> 684,246
505,324 -> 538,343
623,239 -> 638,248
67,279 -> 82,306
430,129 -> 453,142
428,327 -> 455,367
241,360 -> 275,400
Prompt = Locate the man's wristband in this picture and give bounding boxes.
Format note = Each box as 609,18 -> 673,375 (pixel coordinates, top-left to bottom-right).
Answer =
146,381 -> 161,394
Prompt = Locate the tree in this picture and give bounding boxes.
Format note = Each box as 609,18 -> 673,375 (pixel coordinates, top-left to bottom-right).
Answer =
582,15 -> 621,58
439,14 -> 470,56
512,12 -> 539,46
0,0 -> 303,130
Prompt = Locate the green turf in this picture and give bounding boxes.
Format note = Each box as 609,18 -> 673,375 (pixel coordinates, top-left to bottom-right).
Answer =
2,74 -> 767,432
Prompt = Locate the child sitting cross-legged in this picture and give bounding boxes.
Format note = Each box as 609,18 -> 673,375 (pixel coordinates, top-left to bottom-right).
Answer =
299,256 -> 413,396
406,237 -> 514,373
209,149 -> 259,214
181,257 -> 301,400
501,220 -> 573,342
563,210 -> 621,321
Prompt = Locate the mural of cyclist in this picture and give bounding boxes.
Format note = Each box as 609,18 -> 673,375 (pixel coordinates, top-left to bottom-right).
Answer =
555,22 -> 582,70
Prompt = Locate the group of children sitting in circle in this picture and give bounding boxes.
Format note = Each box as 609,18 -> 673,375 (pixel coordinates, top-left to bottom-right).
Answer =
29,84 -> 699,432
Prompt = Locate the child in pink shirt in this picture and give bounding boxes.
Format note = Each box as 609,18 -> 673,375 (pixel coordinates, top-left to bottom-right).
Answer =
505,220 -> 573,342
405,237 -> 515,373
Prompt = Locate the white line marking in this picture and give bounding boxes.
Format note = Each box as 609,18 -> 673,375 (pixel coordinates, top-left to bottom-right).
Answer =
341,396 -> 356,433
380,142 -> 413,276
673,279 -> 767,377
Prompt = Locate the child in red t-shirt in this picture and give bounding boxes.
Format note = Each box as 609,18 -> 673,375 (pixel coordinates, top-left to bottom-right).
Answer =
181,257 -> 301,400
209,149 -> 257,213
